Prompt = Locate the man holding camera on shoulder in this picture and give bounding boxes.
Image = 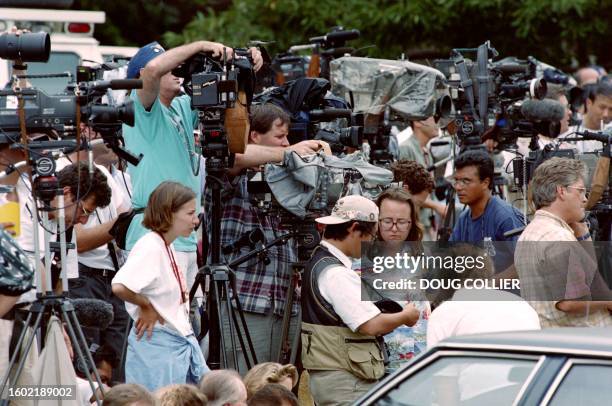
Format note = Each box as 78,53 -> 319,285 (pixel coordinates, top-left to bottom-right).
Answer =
302,195 -> 419,405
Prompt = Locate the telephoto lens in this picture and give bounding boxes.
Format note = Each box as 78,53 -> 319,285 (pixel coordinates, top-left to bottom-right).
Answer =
0,32 -> 51,62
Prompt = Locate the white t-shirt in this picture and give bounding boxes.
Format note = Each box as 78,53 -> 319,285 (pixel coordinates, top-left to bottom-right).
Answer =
110,165 -> 133,202
427,288 -> 541,348
15,174 -> 79,303
318,240 -> 381,332
78,165 -> 129,270
112,231 -> 192,337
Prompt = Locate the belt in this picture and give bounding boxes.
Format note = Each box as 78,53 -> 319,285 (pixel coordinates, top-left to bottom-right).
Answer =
78,263 -> 117,278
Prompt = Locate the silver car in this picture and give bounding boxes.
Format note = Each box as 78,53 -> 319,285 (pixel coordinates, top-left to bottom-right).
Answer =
356,327 -> 612,405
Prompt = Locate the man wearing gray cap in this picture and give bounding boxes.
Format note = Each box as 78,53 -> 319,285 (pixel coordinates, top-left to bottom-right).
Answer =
301,195 -> 420,405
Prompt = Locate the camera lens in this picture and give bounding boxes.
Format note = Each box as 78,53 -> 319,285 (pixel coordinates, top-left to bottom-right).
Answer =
0,32 -> 50,62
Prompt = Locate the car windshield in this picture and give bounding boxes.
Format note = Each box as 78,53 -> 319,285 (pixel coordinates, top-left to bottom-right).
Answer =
376,355 -> 538,405
12,52 -> 80,95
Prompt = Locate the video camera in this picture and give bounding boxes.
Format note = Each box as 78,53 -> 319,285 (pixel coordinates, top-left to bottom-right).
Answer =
0,32 -> 142,164
254,77 -> 364,154
433,41 -> 562,150
172,48 -> 255,161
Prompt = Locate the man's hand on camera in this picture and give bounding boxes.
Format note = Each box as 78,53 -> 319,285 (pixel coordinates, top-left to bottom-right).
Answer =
248,47 -> 264,72
201,41 -> 233,60
287,140 -> 326,157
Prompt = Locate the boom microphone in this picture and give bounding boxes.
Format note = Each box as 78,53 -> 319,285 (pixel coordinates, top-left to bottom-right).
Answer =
87,79 -> 143,91
71,298 -> 114,329
520,99 -> 565,122
310,29 -> 360,45
309,108 -> 352,121
575,129 -> 612,144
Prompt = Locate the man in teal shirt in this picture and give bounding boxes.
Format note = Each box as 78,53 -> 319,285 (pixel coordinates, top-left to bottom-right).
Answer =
122,40 -> 322,291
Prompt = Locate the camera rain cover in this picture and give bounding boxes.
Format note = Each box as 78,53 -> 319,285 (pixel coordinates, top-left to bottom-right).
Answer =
330,57 -> 448,120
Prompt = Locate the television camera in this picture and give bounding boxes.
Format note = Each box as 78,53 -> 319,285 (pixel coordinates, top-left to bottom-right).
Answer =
433,41 -> 565,151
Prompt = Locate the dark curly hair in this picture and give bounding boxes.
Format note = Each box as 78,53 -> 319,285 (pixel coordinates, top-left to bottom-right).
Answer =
57,162 -> 111,208
391,160 -> 434,194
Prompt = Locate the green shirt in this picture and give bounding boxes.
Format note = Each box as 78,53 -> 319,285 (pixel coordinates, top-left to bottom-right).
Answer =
122,93 -> 200,252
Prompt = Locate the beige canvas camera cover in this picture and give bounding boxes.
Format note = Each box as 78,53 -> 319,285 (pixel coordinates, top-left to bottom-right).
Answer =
330,56 -> 448,120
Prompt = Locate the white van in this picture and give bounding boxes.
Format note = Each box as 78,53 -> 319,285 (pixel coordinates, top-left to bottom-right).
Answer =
0,6 -> 137,94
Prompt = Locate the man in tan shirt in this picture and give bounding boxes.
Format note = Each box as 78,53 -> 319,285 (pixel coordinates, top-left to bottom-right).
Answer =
515,157 -> 612,327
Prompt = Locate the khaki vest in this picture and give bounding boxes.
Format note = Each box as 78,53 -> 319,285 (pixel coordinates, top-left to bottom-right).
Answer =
301,322 -> 385,381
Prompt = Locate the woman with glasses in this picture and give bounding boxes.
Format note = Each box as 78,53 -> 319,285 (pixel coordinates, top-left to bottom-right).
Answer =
374,187 -> 430,372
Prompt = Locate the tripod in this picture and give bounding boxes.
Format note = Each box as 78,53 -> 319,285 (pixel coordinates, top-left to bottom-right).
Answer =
0,182 -> 104,405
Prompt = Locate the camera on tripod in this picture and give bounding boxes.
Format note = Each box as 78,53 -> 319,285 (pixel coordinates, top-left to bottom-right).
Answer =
433,41 -> 556,150
172,48 -> 256,161
330,56 -> 452,164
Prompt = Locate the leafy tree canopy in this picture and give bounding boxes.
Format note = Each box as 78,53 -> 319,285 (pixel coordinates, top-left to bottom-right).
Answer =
75,0 -> 611,71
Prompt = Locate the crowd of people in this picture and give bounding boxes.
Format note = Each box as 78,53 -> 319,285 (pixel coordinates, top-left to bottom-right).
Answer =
0,33 -> 611,406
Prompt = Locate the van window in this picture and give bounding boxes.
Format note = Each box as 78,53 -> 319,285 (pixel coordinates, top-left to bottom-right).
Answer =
12,52 -> 80,95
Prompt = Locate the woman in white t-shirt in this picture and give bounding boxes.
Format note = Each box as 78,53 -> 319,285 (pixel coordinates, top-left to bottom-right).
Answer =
112,181 -> 208,391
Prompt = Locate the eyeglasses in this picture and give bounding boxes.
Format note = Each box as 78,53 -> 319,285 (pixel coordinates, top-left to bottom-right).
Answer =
567,185 -> 589,199
79,203 -> 93,217
450,177 -> 474,187
379,218 -> 413,231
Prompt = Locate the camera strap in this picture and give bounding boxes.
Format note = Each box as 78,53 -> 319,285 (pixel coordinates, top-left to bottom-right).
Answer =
168,105 -> 200,177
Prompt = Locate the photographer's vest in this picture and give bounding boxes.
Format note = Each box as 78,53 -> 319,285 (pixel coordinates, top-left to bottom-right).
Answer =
301,245 -> 385,381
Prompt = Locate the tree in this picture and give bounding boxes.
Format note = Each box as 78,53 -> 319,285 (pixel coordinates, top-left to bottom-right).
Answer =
160,0 -> 611,71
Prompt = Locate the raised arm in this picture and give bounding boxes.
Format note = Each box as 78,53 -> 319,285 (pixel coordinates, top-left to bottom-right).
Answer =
138,41 -> 231,109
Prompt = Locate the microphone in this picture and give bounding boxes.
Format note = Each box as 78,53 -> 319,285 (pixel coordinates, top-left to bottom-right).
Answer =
71,298 -> 114,329
310,29 -> 360,45
309,108 -> 352,122
86,79 -> 143,91
222,229 -> 265,255
520,99 -> 565,122
575,129 -> 612,144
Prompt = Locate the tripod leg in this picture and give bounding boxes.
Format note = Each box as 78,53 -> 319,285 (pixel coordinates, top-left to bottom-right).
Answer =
118,318 -> 133,381
61,309 -> 103,406
229,301 -> 252,370
212,280 -> 230,370
220,280 -> 239,370
230,280 -> 258,366
0,311 -> 39,402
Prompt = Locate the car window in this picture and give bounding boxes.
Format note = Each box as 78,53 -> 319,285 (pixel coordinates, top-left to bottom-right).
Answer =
376,356 -> 537,406
549,364 -> 612,406
12,52 -> 80,95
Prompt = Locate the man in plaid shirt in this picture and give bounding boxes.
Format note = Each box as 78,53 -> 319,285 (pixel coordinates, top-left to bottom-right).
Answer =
205,104 -> 329,371
515,157 -> 612,328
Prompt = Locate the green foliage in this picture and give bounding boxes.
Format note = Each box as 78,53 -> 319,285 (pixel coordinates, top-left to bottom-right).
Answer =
77,0 -> 611,69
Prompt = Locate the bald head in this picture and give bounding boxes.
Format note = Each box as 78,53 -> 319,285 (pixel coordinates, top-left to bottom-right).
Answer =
576,67 -> 600,86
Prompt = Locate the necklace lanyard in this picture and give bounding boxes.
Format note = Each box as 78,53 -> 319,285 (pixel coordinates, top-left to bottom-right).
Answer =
157,233 -> 188,304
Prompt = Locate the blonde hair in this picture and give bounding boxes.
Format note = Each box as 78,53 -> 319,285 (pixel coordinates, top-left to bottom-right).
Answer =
156,384 -> 207,406
244,362 -> 298,399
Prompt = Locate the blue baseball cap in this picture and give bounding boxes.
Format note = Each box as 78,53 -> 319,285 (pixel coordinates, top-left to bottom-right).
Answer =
126,41 -> 166,79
